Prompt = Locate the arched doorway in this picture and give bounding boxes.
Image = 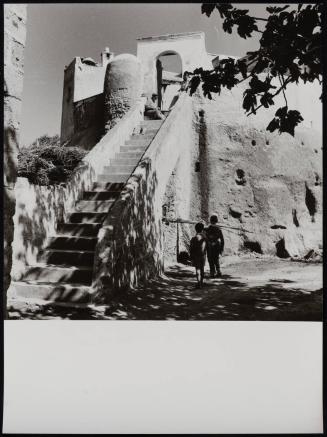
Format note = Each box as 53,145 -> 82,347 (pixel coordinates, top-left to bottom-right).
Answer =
156,51 -> 183,112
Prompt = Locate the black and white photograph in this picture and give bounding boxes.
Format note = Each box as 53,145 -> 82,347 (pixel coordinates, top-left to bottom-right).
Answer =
4,2 -> 323,321
3,2 -> 324,433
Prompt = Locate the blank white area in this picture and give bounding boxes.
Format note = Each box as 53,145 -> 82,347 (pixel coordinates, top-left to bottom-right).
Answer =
4,321 -> 323,434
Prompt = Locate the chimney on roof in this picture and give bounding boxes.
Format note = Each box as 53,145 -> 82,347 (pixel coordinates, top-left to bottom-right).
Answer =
101,47 -> 113,67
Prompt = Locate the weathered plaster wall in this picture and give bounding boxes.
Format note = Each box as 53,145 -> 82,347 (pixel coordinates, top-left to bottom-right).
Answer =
162,84 -> 181,111
187,79 -> 322,258
104,54 -> 143,132
11,100 -> 145,280
11,168 -> 94,281
60,57 -> 108,146
60,59 -> 75,144
162,152 -> 195,263
4,4 -> 27,304
74,58 -> 107,102
68,93 -> 104,150
93,94 -> 194,299
162,76 -> 322,262
137,32 -> 212,97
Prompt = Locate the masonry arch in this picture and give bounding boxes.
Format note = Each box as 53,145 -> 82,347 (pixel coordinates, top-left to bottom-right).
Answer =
137,32 -> 211,100
155,50 -> 183,111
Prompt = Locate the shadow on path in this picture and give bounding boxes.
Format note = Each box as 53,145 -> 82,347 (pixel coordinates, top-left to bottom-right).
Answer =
8,259 -> 322,321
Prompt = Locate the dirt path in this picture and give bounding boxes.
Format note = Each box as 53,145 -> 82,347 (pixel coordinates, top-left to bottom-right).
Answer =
8,256 -> 322,320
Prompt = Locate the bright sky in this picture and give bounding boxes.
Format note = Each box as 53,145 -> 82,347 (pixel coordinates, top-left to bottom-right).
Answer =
21,3 -> 271,145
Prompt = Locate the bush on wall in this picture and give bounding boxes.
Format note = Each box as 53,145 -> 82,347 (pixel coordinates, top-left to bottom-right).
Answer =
18,139 -> 86,185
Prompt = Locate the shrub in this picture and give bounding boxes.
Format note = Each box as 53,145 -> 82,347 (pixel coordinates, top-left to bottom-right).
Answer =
30,134 -> 61,148
18,143 -> 86,185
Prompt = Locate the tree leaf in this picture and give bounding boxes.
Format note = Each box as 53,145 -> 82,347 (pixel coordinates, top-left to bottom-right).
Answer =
267,117 -> 280,132
201,3 -> 216,17
243,89 -> 257,112
216,3 -> 233,19
266,5 -> 289,14
275,106 -> 288,118
189,76 -> 201,95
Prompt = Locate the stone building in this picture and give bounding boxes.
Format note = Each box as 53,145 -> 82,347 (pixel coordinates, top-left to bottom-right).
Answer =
59,31 -> 322,261
8,31 -> 322,304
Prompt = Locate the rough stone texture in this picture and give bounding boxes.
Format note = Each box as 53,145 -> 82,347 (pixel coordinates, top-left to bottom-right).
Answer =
162,156 -> 194,263
24,32 -> 321,300
4,4 -> 27,311
104,54 -> 143,132
60,59 -> 75,144
188,84 -> 322,258
67,93 -> 105,150
161,76 -> 322,262
93,94 -> 193,299
10,100 -> 145,281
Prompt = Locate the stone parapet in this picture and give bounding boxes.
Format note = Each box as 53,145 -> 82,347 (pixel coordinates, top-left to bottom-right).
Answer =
11,100 -> 145,280
93,93 -> 194,298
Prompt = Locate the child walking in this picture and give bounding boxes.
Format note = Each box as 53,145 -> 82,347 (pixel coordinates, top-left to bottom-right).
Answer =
205,214 -> 224,278
189,222 -> 207,288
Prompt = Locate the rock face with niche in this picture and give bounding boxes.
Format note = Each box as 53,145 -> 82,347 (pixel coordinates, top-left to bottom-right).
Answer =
163,81 -> 322,261
190,84 -> 322,258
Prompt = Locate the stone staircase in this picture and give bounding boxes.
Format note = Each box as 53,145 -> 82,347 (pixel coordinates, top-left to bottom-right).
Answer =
10,119 -> 164,304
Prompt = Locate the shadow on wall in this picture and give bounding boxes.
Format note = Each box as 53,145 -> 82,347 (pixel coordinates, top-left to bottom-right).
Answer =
11,164 -> 94,280
94,157 -> 161,301
93,93 -> 193,300
4,127 -> 18,185
11,100 -> 146,281
97,173 -> 171,296
198,108 -> 210,221
66,94 -> 105,151
4,127 -> 19,294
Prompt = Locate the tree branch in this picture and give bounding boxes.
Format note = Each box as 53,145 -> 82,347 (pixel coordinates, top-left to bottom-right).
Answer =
279,73 -> 288,108
252,17 -> 268,22
246,76 -> 292,116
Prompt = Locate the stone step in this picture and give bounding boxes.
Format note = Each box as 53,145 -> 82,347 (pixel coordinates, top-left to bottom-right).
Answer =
75,200 -> 114,213
22,265 -> 93,285
48,236 -> 98,251
82,191 -> 120,201
120,145 -> 147,153
43,249 -> 95,267
8,281 -> 93,303
110,157 -> 140,166
56,223 -> 101,237
125,137 -> 153,146
92,182 -> 124,192
141,120 -> 164,128
116,151 -> 144,159
130,132 -> 155,140
68,211 -> 107,224
103,165 -> 135,174
97,173 -> 130,183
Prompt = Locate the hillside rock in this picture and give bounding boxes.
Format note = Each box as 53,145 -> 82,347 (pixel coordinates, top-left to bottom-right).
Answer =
163,81 -> 322,261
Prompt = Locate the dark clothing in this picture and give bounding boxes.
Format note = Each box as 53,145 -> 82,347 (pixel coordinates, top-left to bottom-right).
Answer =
190,232 -> 207,286
205,224 -> 224,251
205,224 -> 224,277
190,233 -> 207,266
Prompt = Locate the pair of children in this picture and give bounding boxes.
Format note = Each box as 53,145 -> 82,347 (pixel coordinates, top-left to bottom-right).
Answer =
189,214 -> 225,288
